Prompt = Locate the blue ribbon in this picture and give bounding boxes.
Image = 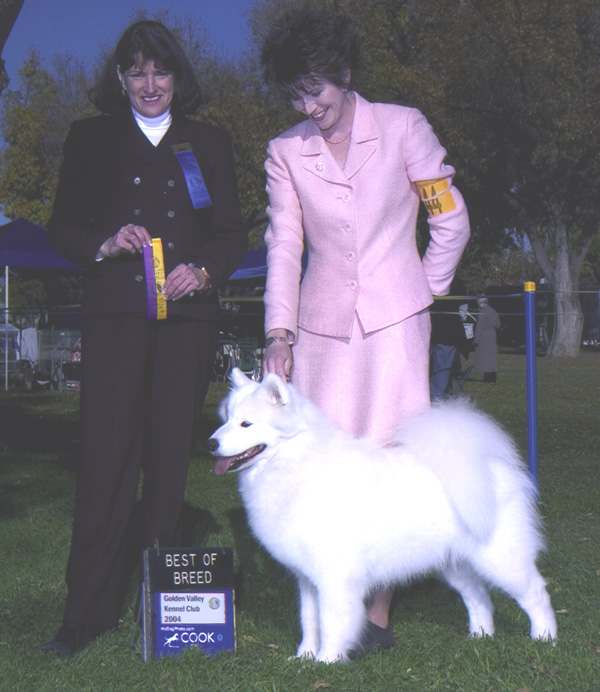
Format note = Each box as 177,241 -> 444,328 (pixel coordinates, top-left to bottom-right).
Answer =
171,143 -> 212,209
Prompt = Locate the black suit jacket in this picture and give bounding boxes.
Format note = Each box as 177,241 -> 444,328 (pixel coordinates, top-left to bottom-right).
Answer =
48,112 -> 247,320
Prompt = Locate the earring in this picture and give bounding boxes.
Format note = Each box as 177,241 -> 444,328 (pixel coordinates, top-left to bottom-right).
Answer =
121,83 -> 127,96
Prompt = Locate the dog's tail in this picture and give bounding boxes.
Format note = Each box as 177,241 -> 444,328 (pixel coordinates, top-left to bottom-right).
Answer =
395,399 -> 537,542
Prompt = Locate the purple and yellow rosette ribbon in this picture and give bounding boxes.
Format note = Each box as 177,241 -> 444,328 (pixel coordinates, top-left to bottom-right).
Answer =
143,238 -> 167,320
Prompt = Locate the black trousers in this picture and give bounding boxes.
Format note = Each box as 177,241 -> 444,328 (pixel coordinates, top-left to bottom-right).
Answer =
63,315 -> 218,627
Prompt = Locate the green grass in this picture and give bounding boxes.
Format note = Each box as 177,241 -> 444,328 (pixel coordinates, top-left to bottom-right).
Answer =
1,351 -> 599,691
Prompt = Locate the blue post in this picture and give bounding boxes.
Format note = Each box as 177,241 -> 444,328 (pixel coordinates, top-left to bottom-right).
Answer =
524,282 -> 538,494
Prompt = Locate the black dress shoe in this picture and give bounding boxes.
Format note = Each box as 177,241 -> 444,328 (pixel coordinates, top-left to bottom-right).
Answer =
347,620 -> 395,660
41,622 -> 112,658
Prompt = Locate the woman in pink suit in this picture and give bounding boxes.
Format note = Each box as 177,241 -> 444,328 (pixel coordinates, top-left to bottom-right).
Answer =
261,11 -> 470,656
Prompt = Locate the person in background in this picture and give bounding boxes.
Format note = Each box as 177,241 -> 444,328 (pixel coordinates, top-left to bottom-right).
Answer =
260,10 -> 470,656
42,20 -> 247,657
474,295 -> 501,382
429,276 -> 469,399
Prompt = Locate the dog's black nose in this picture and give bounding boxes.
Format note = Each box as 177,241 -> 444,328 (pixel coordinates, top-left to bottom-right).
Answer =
207,438 -> 219,453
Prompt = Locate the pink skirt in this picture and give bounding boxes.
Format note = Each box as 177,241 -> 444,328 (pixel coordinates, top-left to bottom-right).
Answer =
291,310 -> 431,445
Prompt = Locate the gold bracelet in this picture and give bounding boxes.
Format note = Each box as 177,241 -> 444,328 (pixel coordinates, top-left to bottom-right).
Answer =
199,266 -> 211,288
188,263 -> 211,291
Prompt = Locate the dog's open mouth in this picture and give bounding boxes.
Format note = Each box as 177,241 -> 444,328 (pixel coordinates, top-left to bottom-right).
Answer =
214,444 -> 266,475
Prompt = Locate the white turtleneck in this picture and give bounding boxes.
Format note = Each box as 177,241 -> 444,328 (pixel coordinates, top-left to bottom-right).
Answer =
132,108 -> 172,146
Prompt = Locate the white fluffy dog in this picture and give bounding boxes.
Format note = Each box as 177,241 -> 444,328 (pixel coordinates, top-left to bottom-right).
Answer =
209,368 -> 557,662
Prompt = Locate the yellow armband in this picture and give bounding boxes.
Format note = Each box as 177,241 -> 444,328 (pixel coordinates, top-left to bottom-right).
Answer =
416,178 -> 457,216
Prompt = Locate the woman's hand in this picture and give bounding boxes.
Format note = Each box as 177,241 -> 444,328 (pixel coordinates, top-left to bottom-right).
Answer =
97,224 -> 152,259
263,334 -> 293,381
162,263 -> 210,301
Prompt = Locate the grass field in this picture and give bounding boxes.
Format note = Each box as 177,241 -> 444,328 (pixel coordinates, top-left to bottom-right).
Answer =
0,351 -> 599,691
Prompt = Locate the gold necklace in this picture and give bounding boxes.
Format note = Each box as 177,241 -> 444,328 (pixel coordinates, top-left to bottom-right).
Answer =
322,129 -> 351,144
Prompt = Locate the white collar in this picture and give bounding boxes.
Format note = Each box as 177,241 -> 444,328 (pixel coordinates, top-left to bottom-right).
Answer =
132,108 -> 172,146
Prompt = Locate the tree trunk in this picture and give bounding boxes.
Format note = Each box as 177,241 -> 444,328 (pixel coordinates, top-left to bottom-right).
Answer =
549,291 -> 584,357
547,228 -> 583,357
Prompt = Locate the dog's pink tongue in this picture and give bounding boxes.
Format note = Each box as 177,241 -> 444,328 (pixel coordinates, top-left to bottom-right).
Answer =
215,456 -> 235,476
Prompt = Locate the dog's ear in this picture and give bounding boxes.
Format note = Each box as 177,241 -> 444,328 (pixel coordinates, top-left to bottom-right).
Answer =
230,367 -> 251,389
262,373 -> 290,406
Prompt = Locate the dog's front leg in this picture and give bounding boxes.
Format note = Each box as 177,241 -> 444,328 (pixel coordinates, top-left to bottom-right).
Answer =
316,581 -> 367,663
295,575 -> 320,658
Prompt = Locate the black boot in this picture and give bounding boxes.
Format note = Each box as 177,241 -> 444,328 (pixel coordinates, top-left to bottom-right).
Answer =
41,622 -> 113,658
347,620 -> 395,660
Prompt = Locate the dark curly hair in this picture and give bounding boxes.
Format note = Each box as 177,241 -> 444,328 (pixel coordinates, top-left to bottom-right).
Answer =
261,10 -> 360,97
89,20 -> 201,115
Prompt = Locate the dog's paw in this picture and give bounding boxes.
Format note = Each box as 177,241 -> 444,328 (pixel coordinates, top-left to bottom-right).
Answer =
533,627 -> 558,643
315,648 -> 345,664
295,642 -> 318,659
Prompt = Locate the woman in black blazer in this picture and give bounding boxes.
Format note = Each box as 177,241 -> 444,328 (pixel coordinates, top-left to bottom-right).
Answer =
43,20 -> 247,657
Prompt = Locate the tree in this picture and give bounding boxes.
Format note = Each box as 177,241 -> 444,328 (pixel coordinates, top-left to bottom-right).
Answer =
410,0 -> 600,356
194,63 -> 298,247
0,52 -> 94,224
397,0 -> 599,357
0,53 -> 94,308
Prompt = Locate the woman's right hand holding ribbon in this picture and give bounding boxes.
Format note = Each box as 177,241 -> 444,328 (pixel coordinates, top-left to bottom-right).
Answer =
96,224 -> 153,259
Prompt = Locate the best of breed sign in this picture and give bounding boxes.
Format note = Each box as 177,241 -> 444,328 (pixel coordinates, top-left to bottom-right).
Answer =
142,547 -> 235,661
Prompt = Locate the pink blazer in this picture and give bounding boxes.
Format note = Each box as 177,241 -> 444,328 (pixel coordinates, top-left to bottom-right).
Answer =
264,92 -> 470,339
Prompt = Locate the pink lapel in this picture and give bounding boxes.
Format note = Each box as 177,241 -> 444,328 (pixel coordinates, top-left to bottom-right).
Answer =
299,93 -> 378,184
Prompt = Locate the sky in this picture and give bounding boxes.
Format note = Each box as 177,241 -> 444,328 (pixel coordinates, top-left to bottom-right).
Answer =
3,0 -> 258,87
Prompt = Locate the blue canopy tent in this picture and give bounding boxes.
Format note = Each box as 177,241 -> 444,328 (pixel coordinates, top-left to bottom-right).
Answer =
0,218 -> 80,270
229,247 -> 267,280
228,246 -> 308,280
0,218 -> 81,388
